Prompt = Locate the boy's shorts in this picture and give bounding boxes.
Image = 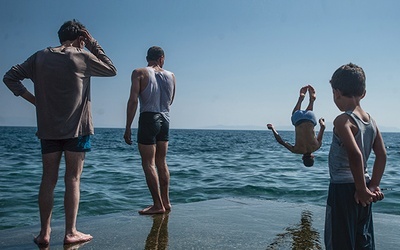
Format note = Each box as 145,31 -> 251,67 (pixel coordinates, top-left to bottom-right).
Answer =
291,110 -> 317,126
325,182 -> 374,249
40,135 -> 91,154
137,112 -> 169,145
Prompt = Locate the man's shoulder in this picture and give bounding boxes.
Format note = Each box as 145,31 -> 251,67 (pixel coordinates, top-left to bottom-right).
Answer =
132,67 -> 148,75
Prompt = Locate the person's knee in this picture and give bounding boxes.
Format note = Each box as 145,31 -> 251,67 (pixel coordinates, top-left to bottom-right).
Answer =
41,175 -> 59,189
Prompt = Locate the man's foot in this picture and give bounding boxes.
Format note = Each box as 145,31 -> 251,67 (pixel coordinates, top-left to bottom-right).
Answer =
300,86 -> 308,97
34,234 -> 50,247
63,231 -> 93,245
139,205 -> 166,215
267,124 -> 274,130
164,203 -> 172,211
308,85 -> 316,101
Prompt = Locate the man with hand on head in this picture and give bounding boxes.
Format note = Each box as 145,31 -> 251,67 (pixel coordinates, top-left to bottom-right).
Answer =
3,19 -> 116,247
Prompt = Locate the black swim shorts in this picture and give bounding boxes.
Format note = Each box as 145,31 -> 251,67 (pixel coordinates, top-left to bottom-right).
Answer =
325,182 -> 374,249
40,135 -> 91,154
137,112 -> 169,145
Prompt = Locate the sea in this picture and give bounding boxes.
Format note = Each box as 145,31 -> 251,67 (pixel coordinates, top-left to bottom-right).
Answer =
0,126 -> 399,230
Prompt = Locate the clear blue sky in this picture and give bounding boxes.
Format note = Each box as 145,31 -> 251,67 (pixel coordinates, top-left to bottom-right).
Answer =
1,0 -> 399,131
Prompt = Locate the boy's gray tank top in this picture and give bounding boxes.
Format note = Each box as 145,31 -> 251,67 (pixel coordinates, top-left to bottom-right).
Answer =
139,67 -> 174,122
328,111 -> 377,183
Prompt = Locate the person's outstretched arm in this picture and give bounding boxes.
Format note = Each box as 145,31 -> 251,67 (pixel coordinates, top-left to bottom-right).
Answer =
267,124 -> 295,153
316,118 -> 326,149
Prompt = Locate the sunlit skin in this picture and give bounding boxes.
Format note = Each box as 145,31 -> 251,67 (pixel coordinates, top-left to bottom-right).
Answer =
268,85 -> 325,166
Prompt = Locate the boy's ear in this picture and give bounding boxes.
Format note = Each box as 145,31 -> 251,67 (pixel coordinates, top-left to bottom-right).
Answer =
332,88 -> 341,99
361,90 -> 366,99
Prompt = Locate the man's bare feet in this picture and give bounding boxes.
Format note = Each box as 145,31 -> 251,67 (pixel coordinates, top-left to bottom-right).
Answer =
164,204 -> 172,210
300,86 -> 308,97
308,85 -> 316,101
63,231 -> 93,245
139,205 -> 166,215
34,233 -> 50,247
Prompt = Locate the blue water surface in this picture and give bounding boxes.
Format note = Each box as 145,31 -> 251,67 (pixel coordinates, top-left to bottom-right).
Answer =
0,127 -> 399,230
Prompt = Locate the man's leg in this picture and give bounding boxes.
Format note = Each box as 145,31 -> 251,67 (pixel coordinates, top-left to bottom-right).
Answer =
292,86 -> 308,115
34,151 -> 62,246
155,141 -> 171,210
306,85 -> 316,111
138,143 -> 165,214
63,151 -> 92,245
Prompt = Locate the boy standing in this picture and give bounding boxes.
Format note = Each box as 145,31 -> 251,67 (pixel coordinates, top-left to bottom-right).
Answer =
325,63 -> 386,249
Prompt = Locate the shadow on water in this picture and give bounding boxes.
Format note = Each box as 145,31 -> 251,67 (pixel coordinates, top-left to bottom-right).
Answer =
144,213 -> 170,250
267,210 -> 322,250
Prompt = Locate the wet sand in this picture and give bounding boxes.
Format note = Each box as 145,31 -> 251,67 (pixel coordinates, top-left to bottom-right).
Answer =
0,198 -> 398,249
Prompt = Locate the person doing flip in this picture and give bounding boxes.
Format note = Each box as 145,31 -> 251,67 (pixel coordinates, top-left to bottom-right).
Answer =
267,85 -> 325,167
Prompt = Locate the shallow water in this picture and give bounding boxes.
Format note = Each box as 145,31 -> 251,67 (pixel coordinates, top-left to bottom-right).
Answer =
0,127 -> 399,230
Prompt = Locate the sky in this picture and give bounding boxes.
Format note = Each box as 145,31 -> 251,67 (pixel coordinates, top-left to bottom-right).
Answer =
1,0 -> 399,132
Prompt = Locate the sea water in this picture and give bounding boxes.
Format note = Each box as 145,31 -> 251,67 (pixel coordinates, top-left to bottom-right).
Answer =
0,127 -> 399,230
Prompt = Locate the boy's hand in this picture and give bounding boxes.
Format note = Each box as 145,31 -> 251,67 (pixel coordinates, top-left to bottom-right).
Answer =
369,185 -> 384,202
354,188 -> 376,207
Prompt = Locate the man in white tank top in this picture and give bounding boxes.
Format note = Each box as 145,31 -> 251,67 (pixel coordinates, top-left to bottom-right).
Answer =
124,46 -> 176,215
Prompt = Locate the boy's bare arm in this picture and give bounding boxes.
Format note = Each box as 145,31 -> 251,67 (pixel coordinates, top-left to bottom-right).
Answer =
369,128 -> 387,201
334,115 -> 375,207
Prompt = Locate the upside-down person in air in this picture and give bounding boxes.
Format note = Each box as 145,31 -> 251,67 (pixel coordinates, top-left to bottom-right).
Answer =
267,85 -> 325,167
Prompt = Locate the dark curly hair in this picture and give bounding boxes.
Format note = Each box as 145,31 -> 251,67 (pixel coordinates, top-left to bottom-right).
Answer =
330,63 -> 366,97
57,19 -> 86,44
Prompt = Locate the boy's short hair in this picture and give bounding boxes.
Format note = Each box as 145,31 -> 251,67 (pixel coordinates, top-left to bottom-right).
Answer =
58,19 -> 85,44
146,46 -> 164,62
330,63 -> 366,97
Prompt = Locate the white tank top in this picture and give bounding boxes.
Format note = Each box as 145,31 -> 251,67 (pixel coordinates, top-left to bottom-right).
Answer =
139,67 -> 174,121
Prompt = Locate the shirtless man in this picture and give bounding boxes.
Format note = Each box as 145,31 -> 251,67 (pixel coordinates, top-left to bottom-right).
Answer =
267,85 -> 325,167
124,46 -> 176,215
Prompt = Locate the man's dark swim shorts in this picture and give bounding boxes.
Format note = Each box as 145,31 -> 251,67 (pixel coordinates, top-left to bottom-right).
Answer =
40,135 -> 91,154
137,112 -> 169,145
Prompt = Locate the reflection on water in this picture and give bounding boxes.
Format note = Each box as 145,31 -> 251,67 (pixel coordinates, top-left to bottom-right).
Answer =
145,213 -> 170,250
35,240 -> 90,250
267,210 -> 322,250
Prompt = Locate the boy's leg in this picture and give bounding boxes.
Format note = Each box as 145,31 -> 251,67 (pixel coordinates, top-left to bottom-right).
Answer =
355,204 -> 375,249
63,151 -> 92,245
292,86 -> 308,114
35,151 -> 63,246
306,85 -> 316,111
